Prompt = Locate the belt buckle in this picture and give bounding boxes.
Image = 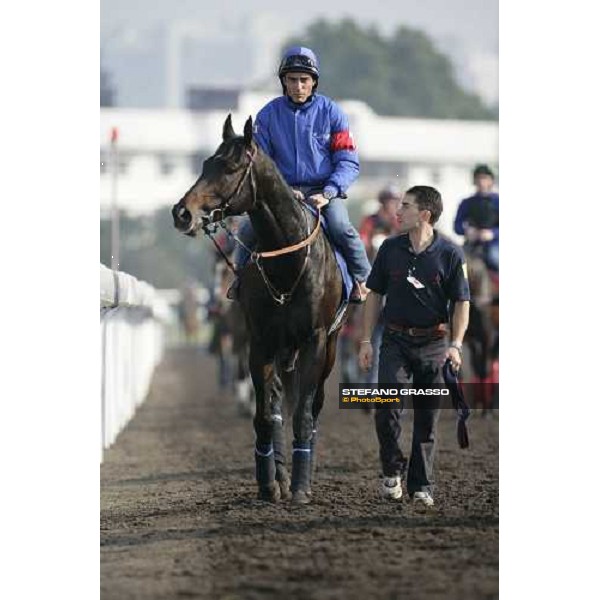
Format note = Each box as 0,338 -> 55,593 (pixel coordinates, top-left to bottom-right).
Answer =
407,327 -> 417,336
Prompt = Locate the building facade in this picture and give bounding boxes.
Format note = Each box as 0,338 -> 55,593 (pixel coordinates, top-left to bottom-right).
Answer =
100,92 -> 498,241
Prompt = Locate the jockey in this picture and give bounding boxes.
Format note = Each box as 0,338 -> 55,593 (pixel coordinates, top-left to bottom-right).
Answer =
453,164 -> 499,273
228,46 -> 371,303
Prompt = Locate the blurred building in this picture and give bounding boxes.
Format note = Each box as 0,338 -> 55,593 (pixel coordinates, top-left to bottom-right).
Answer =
102,16 -> 285,109
100,92 -> 498,241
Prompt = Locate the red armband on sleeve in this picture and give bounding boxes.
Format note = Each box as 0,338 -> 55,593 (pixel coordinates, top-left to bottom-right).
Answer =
330,130 -> 357,152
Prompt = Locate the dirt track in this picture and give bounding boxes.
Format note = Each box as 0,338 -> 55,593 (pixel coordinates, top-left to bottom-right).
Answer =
101,347 -> 498,600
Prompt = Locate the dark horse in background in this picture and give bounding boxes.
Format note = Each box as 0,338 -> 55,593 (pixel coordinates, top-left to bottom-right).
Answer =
462,254 -> 499,414
208,242 -> 254,416
172,115 -> 344,504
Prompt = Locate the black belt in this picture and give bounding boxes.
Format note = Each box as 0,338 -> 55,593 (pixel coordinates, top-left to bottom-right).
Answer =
386,322 -> 448,338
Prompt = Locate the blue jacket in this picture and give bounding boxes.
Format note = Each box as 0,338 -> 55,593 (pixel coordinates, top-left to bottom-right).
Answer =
453,192 -> 499,241
253,94 -> 359,198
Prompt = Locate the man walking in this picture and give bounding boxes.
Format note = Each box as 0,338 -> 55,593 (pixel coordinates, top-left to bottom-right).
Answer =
358,186 -> 470,506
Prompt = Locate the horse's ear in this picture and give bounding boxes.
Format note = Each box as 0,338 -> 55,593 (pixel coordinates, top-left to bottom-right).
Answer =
243,116 -> 253,148
222,114 -> 236,141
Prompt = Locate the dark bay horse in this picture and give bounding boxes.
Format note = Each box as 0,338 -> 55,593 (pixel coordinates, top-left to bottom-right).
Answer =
463,254 -> 498,413
172,115 -> 344,504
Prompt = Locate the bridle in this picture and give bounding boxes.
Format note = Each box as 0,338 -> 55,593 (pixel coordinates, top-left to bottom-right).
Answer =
198,145 -> 322,306
201,146 -> 259,227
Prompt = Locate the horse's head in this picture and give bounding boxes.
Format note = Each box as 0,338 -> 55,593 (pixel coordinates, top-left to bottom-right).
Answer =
172,115 -> 257,237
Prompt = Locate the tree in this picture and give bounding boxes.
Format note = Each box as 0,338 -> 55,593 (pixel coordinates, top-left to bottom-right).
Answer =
285,19 -> 495,120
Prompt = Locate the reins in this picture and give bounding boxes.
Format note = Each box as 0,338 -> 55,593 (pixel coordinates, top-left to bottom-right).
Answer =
250,206 -> 321,259
199,146 -> 322,305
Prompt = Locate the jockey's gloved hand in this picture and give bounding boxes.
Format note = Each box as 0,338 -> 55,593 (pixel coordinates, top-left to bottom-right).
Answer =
308,194 -> 330,209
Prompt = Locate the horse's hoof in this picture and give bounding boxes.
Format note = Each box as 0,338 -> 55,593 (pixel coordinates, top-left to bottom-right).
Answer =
276,466 -> 292,500
291,490 -> 312,505
257,483 -> 281,503
277,476 -> 292,500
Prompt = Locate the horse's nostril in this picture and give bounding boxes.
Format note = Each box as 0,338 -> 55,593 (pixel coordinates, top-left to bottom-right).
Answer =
172,204 -> 193,231
175,206 -> 191,224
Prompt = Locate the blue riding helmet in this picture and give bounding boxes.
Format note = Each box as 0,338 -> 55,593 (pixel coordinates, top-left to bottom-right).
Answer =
278,46 -> 320,85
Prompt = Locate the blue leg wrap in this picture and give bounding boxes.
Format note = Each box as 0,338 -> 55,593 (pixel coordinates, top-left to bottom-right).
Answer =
291,441 -> 311,492
255,443 -> 275,487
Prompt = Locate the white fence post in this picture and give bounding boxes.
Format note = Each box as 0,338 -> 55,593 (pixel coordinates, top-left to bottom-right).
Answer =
100,264 -> 172,461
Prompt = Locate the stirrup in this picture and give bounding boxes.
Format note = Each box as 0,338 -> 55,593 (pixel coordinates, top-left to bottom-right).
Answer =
349,281 -> 368,304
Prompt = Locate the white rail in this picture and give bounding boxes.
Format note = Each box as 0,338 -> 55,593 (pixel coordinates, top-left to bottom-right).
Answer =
100,264 -> 172,460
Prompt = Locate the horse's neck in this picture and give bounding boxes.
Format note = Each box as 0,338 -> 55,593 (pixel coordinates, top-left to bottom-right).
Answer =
250,158 -> 309,249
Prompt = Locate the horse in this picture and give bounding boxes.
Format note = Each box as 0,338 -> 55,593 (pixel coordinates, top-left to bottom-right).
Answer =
172,115 -> 345,504
207,242 -> 251,406
462,253 -> 499,414
226,290 -> 256,418
206,270 -> 234,388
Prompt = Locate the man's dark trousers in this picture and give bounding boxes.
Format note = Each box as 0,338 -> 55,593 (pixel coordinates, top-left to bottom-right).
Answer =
375,328 -> 447,497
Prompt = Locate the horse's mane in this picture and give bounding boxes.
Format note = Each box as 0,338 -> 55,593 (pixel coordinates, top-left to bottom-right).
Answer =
239,137 -> 316,227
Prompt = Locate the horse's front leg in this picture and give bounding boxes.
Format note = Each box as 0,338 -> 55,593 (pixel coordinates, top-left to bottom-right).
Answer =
271,370 -> 292,500
249,344 -> 280,503
291,332 -> 327,505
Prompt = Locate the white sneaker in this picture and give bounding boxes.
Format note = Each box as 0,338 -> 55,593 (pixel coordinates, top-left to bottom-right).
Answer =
380,476 -> 403,500
412,491 -> 434,507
